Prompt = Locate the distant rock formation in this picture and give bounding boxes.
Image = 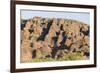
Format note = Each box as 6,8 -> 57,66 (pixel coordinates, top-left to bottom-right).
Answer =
21,16 -> 90,63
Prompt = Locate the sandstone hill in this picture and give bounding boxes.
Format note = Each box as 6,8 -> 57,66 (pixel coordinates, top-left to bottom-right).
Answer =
21,16 -> 90,63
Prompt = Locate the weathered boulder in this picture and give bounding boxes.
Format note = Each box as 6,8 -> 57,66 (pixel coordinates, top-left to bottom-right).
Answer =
57,31 -> 63,46
22,28 -> 30,40
21,40 -> 32,62
65,39 -> 72,47
25,19 -> 33,30
58,18 -> 65,27
81,24 -> 89,32
83,36 -> 90,46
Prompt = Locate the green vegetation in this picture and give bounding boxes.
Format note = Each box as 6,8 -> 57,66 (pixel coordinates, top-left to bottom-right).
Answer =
32,51 -> 85,62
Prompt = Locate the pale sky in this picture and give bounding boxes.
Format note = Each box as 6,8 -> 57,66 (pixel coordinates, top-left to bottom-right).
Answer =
21,10 -> 90,24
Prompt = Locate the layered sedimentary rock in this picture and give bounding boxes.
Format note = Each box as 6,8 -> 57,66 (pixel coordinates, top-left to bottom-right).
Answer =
21,16 -> 90,62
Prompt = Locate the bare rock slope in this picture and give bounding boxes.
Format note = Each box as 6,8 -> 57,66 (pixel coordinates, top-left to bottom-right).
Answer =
21,17 -> 90,62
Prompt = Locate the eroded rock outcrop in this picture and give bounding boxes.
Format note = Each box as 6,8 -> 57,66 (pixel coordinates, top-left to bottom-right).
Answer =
21,17 -> 90,62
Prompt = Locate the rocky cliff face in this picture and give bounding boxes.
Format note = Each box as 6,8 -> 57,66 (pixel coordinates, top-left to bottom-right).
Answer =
21,16 -> 90,63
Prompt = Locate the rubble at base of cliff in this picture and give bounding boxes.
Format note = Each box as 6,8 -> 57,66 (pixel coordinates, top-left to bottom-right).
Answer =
21,16 -> 90,63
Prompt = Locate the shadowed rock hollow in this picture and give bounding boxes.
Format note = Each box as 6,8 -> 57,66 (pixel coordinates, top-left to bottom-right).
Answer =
21,16 -> 90,63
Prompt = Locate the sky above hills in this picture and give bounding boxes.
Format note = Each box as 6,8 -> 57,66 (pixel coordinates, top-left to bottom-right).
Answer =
21,10 -> 90,24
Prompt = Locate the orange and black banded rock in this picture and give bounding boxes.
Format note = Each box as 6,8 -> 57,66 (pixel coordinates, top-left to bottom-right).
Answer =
21,17 -> 90,62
